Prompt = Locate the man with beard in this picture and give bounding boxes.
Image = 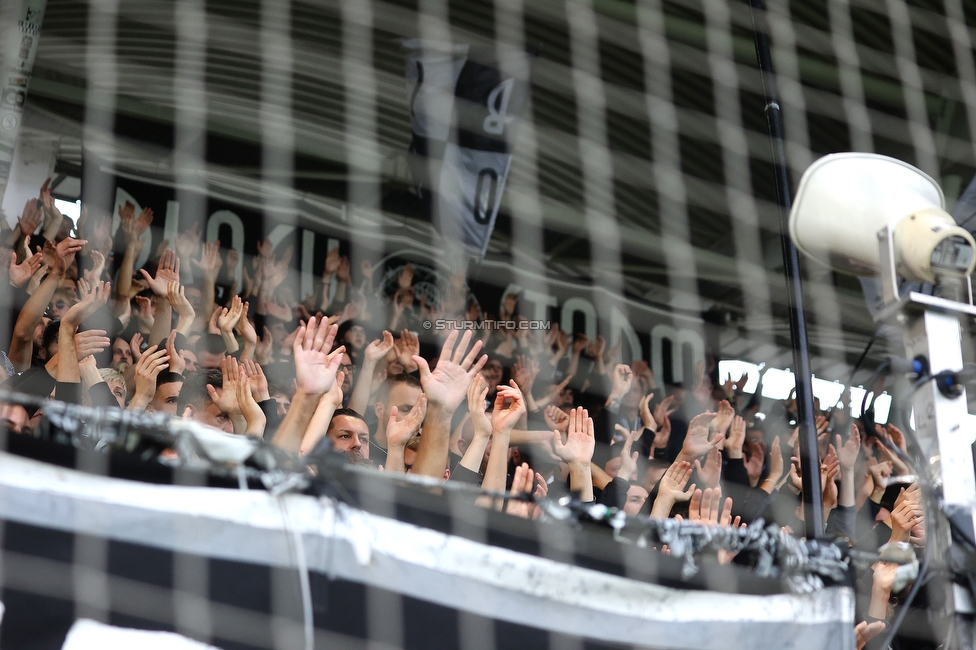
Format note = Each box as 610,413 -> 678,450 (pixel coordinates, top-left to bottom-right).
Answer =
326,407 -> 370,463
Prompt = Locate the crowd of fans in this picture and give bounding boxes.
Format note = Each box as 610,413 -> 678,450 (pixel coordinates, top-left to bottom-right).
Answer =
0,180 -> 929,648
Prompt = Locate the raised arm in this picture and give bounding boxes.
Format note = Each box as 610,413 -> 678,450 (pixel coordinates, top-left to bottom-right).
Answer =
650,460 -> 696,518
192,241 -> 221,329
6,198 -> 41,249
58,282 -> 111,386
836,426 -> 861,508
236,369 -> 267,437
237,301 -> 257,361
127,345 -> 170,411
481,381 -> 527,493
551,406 -> 596,502
411,330 -> 487,479
114,205 -> 152,314
9,238 -> 85,371
217,295 -> 243,353
271,317 -> 342,454
206,356 -> 246,434
382,394 -> 428,473
347,330 -> 393,416
300,370 -> 344,454
141,248 -> 180,347
167,281 -> 196,335
459,374 -> 492,474
675,411 -> 720,464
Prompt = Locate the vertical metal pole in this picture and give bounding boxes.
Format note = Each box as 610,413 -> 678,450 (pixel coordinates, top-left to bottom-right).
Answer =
894,306 -> 974,647
0,0 -> 47,205
746,0 -> 823,538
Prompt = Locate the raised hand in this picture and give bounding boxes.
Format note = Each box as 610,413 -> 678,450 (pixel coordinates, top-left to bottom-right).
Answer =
890,484 -> 922,538
9,250 -> 42,287
885,423 -> 909,454
194,240 -> 222,280
119,202 -> 151,248
207,355 -> 242,419
512,354 -> 539,392
638,392 -> 656,430
324,245 -> 340,276
855,621 -> 886,650
386,394 -> 428,450
618,429 -> 640,481
53,237 -> 86,275
688,487 -> 732,527
727,415 -> 746,459
364,330 -> 395,364
293,316 -> 343,397
651,460 -> 696,518
505,462 -> 536,519
218,295 -> 244,333
167,282 -> 195,324
551,406 -> 595,466
653,394 -> 677,429
490,380 -> 526,433
164,330 -> 186,375
821,449 -> 840,513
18,198 -> 42,236
236,369 -> 266,437
609,363 -> 633,399
875,424 -> 911,475
241,359 -> 271,402
544,404 -> 570,434
571,334 -> 588,356
62,280 -> 110,327
694,444 -> 722,488
710,399 -> 735,439
679,411 -> 719,461
130,345 -> 170,410
394,329 -> 420,372
743,444 -> 764,480
255,326 -> 273,365
588,334 -> 607,361
74,329 -> 110,360
77,277 -> 92,299
867,460 -> 892,496
767,436 -> 784,485
467,373 -> 492,439
140,248 -> 180,296
175,222 -> 202,262
85,249 -> 106,284
836,424 -> 861,471
129,331 -> 144,363
413,329 -> 487,413
237,301 -> 257,347
721,373 -> 736,399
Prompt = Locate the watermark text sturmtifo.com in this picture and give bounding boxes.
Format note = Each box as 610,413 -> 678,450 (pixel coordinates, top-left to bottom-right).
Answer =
423,319 -> 551,331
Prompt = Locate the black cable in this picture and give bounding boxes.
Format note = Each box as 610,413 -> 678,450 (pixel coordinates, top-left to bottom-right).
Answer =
848,330 -> 879,388
822,331 -> 878,430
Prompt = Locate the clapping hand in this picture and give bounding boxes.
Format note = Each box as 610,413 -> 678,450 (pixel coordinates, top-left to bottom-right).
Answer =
293,316 -> 343,397
413,329 -> 487,413
552,406 -> 595,467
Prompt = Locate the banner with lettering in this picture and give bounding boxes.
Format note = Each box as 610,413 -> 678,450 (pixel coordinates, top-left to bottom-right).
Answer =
403,41 -> 532,257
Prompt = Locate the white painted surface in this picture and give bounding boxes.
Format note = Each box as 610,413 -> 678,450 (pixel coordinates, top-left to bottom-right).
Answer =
62,619 -> 221,650
0,451 -> 854,649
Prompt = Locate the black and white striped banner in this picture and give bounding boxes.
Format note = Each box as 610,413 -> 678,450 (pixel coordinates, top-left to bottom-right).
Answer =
0,450 -> 853,650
